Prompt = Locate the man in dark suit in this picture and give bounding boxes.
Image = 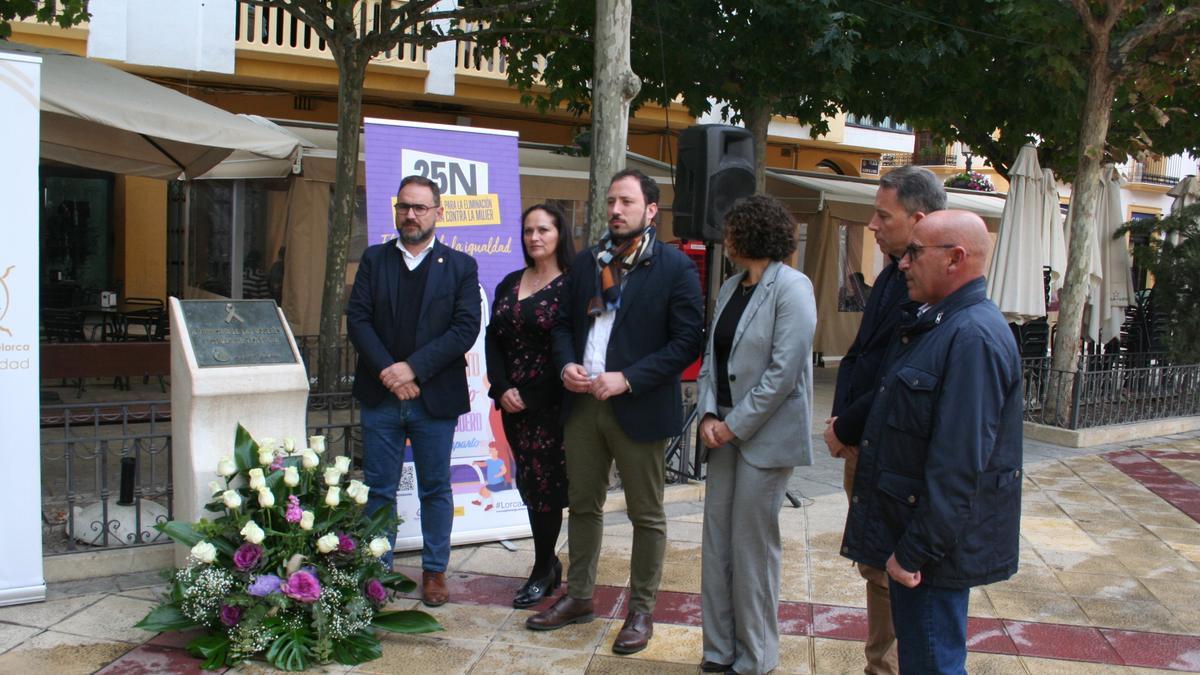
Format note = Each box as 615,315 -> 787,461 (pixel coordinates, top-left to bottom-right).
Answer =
526,169 -> 703,655
347,174 -> 481,608
824,165 -> 946,674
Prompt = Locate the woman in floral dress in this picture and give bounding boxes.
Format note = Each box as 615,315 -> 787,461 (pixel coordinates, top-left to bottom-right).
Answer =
485,203 -> 575,608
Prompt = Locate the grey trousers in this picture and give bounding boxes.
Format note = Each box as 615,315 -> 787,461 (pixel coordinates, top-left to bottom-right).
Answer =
701,441 -> 793,675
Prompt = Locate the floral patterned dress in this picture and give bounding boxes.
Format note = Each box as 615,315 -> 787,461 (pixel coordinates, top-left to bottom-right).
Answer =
485,272 -> 569,513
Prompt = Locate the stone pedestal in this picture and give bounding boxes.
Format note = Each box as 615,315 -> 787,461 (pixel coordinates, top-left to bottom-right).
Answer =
169,298 -> 308,564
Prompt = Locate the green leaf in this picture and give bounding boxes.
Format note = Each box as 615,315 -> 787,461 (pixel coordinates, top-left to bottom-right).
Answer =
134,604 -> 200,633
331,630 -> 383,665
371,610 -> 443,634
266,627 -> 313,672
234,423 -> 258,474
378,571 -> 416,594
154,521 -> 204,547
186,633 -> 231,671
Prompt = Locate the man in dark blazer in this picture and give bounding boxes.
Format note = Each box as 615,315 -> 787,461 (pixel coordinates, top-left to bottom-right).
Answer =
825,165 -> 946,675
525,169 -> 703,655
347,175 -> 481,608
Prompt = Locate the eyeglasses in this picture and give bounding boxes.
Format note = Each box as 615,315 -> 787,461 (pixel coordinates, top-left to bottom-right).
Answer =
395,202 -> 435,216
902,242 -> 957,261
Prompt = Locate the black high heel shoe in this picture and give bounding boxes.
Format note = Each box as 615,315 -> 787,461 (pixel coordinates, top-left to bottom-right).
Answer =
513,559 -> 562,609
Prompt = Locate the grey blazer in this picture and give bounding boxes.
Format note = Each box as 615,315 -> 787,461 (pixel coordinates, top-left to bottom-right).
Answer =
697,261 -> 817,468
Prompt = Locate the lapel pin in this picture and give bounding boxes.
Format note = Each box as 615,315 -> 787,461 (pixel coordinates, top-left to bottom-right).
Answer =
437,257 -> 444,263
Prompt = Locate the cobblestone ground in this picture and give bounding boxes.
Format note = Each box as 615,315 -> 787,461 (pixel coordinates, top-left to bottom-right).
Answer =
5,371 -> 1200,673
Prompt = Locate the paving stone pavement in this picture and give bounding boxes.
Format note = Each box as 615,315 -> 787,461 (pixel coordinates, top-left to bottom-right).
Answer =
4,371 -> 1200,673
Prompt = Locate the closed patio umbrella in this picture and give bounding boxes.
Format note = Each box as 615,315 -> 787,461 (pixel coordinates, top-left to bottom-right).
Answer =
0,42 -> 302,179
1094,164 -> 1135,343
987,144 -> 1048,323
1041,168 -> 1069,306
1167,175 -> 1199,245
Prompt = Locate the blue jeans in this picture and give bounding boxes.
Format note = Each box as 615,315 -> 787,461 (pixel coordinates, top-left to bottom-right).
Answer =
889,581 -> 970,674
361,397 -> 457,572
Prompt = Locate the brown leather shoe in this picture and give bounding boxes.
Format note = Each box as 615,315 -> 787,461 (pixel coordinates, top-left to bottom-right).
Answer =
612,611 -> 653,654
525,595 -> 594,631
421,571 -> 448,607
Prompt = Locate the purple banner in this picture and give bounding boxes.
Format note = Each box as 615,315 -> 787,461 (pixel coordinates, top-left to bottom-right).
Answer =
364,119 -> 523,301
363,119 -> 530,549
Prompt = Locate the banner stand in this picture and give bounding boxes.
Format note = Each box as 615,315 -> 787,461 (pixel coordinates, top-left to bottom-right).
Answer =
0,51 -> 47,607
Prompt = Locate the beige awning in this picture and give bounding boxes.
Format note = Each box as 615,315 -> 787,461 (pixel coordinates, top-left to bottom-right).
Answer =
1,42 -> 303,179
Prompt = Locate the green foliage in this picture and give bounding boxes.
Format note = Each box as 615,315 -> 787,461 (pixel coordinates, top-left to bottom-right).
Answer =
0,0 -> 88,39
138,424 -> 441,670
372,609 -> 445,634
1116,203 -> 1200,362
185,633 -> 231,672
134,605 -> 201,633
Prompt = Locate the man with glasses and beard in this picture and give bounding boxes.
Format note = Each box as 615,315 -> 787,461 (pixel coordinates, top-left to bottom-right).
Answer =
348,174 -> 481,608
526,169 -> 703,655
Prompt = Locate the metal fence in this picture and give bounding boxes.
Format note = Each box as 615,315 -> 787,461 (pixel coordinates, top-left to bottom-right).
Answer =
1022,355 -> 1200,429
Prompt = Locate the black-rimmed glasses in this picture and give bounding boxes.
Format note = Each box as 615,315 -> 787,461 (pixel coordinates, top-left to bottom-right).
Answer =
395,202 -> 435,216
902,243 -> 957,261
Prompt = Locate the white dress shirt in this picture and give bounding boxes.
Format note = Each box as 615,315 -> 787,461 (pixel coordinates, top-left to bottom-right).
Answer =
397,236 -> 436,271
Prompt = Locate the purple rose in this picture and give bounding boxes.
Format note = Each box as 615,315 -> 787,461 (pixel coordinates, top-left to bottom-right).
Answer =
219,604 -> 241,627
364,578 -> 388,605
281,570 -> 322,603
233,543 -> 263,572
337,533 -> 356,553
247,573 -> 282,597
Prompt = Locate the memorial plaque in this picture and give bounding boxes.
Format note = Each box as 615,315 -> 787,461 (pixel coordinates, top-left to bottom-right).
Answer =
179,300 -> 298,367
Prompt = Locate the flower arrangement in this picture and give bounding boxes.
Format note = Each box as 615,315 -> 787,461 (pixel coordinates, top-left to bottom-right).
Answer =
944,171 -> 996,192
136,425 -> 440,671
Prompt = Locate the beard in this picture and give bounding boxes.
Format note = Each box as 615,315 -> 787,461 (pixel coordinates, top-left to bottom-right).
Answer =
608,212 -> 649,244
397,220 -> 434,246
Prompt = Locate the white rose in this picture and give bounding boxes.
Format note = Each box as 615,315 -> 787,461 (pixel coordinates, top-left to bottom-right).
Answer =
323,468 -> 342,486
257,488 -> 275,508
216,455 -> 237,478
222,490 -> 243,510
283,466 -> 300,487
301,450 -> 319,470
346,480 -> 369,505
368,537 -> 391,558
325,486 -> 341,507
248,468 -> 266,491
284,437 -> 296,453
190,541 -> 217,564
258,437 -> 276,452
241,520 -> 265,545
316,533 -> 339,554
299,510 -> 315,531
309,435 -> 326,454
334,456 -> 351,474
208,480 -> 224,496
258,448 -> 276,467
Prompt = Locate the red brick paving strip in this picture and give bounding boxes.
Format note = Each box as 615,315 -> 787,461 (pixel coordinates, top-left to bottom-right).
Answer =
1104,449 -> 1200,522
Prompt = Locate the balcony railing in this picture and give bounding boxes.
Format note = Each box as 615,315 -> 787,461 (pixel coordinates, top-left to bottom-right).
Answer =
882,152 -> 958,168
1126,154 -> 1197,187
234,1 -> 510,81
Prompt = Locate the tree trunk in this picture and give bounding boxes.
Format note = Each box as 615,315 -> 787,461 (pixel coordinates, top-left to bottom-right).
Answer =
317,40 -> 368,393
586,0 -> 641,244
1046,25 -> 1118,422
742,101 -> 772,193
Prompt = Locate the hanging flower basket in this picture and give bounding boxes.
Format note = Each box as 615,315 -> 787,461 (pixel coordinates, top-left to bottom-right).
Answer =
944,171 -> 996,192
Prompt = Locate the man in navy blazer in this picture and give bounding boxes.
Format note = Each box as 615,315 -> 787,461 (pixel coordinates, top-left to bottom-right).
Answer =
526,169 -> 703,656
347,175 -> 481,608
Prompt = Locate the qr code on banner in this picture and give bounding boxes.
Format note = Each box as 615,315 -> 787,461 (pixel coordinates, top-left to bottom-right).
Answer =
399,464 -> 416,494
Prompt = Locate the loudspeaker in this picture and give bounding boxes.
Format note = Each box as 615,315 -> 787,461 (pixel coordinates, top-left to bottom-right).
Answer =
672,124 -> 756,242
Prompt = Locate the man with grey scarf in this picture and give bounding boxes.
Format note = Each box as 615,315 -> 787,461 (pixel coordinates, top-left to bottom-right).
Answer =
526,169 -> 704,655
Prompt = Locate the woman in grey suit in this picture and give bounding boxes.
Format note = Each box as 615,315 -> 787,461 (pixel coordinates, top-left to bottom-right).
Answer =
697,195 -> 817,675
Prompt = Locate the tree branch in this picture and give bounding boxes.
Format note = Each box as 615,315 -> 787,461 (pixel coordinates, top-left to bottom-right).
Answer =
1114,4 -> 1200,68
1069,0 -> 1102,37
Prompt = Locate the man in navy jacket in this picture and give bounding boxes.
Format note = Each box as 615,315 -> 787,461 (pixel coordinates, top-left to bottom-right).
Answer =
525,169 -> 703,655
826,165 -> 945,675
347,175 -> 481,607
841,210 -> 1022,674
